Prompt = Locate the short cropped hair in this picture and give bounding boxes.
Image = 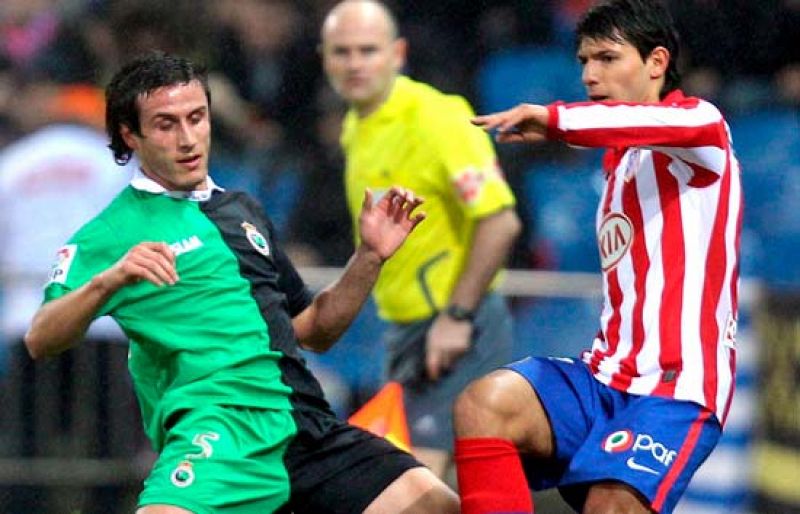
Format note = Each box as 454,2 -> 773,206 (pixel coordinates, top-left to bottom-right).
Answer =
576,0 -> 681,98
105,51 -> 211,165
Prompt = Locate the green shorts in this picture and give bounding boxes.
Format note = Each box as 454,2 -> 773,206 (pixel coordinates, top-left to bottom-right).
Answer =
138,405 -> 297,514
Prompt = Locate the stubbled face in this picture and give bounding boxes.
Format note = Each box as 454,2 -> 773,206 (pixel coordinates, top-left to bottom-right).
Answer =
122,80 -> 211,191
321,5 -> 404,117
578,36 -> 662,103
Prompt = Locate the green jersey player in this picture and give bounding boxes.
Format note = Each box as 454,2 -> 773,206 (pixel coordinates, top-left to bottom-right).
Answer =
25,51 -> 458,514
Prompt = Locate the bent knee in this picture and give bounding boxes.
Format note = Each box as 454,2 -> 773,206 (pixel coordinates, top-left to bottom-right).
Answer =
453,370 -> 531,439
583,482 -> 652,514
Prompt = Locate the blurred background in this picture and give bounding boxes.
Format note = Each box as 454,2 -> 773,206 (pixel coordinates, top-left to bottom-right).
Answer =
0,0 -> 797,512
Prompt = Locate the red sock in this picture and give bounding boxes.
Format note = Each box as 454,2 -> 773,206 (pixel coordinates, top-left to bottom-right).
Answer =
454,437 -> 534,514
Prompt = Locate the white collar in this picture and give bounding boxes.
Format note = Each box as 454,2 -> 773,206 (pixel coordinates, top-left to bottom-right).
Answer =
130,168 -> 224,201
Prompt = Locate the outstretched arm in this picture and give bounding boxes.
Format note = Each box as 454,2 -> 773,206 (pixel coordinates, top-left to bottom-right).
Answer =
294,186 -> 425,353
471,104 -> 550,144
25,242 -> 177,359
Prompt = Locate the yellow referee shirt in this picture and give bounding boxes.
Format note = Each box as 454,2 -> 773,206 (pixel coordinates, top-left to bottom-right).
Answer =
341,76 -> 516,322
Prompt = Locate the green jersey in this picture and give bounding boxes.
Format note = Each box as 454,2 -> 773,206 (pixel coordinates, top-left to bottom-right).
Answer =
45,183 -> 326,451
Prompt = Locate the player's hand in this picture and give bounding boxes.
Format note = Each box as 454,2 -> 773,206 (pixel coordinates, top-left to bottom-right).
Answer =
358,186 -> 426,262
471,103 -> 549,144
99,242 -> 178,291
425,314 -> 473,381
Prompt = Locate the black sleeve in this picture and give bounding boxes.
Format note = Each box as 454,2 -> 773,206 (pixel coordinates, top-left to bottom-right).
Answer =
271,232 -> 315,317
245,194 -> 315,317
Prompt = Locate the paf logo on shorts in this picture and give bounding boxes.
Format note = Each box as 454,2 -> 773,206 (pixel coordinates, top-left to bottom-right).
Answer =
47,244 -> 77,285
633,433 -> 677,467
602,429 -> 634,453
598,212 -> 633,272
242,221 -> 270,257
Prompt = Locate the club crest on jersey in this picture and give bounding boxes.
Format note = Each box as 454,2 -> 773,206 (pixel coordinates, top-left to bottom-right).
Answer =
242,221 -> 270,257
170,460 -> 195,488
47,244 -> 77,285
598,212 -> 633,272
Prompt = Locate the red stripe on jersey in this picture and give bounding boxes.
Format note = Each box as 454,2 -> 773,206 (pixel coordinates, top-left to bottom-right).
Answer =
652,153 -> 686,398
593,169 -> 622,374
653,409 -> 712,511
686,161 -> 720,187
603,148 -> 626,176
594,267 -> 625,373
559,123 -> 724,151
700,151 -> 733,413
609,175 -> 649,390
601,157 -> 618,213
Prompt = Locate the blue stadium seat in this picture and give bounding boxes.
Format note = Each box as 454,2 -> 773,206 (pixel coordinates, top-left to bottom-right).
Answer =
210,153 -> 302,241
476,46 -> 585,113
729,109 -> 800,286
511,297 -> 600,360
522,161 -> 603,272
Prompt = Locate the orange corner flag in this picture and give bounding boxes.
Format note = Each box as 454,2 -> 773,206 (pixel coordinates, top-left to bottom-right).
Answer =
348,381 -> 411,452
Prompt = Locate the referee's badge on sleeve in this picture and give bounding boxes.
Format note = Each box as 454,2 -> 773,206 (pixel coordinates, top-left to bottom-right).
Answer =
47,244 -> 77,285
453,167 -> 485,204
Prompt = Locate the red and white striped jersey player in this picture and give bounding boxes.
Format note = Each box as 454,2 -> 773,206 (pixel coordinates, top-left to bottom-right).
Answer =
555,91 -> 743,424
452,1 -> 743,514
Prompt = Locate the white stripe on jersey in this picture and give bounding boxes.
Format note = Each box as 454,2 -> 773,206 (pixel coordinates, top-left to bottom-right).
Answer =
632,157 -> 665,392
673,180 -> 718,405
558,100 -> 724,132
652,146 -> 727,177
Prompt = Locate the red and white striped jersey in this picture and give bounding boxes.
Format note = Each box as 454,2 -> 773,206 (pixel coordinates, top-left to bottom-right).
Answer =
546,90 -> 742,425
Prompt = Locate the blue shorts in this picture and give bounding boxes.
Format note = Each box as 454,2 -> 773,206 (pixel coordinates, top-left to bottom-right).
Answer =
505,356 -> 722,514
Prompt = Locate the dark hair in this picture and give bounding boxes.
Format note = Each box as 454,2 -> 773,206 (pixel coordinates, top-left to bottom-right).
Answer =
105,51 -> 210,165
576,0 -> 681,98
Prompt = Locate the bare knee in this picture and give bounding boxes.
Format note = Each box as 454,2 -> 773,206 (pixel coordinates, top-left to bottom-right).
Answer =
364,467 -> 458,514
454,371 -> 515,438
453,370 -> 551,454
583,482 -> 652,514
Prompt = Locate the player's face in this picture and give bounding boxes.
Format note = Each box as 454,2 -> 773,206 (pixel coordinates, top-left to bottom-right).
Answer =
322,12 -> 405,116
578,36 -> 664,103
121,80 -> 211,191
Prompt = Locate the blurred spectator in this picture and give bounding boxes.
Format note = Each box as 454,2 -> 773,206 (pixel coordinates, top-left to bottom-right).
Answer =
0,84 -> 133,353
671,0 -> 800,112
285,88 -> 353,266
109,0 -> 211,63
774,0 -> 800,106
209,0 -> 322,148
0,0 -> 60,73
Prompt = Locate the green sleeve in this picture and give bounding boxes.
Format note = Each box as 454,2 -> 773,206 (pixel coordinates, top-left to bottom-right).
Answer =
43,218 -> 126,317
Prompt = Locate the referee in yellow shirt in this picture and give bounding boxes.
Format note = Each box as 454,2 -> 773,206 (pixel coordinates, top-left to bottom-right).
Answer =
321,0 -> 521,478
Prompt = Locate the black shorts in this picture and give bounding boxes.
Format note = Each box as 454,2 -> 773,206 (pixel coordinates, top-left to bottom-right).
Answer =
278,409 -> 422,514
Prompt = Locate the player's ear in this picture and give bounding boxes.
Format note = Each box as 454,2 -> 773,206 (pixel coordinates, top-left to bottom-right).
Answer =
393,37 -> 408,72
120,124 -> 138,151
647,46 -> 670,81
